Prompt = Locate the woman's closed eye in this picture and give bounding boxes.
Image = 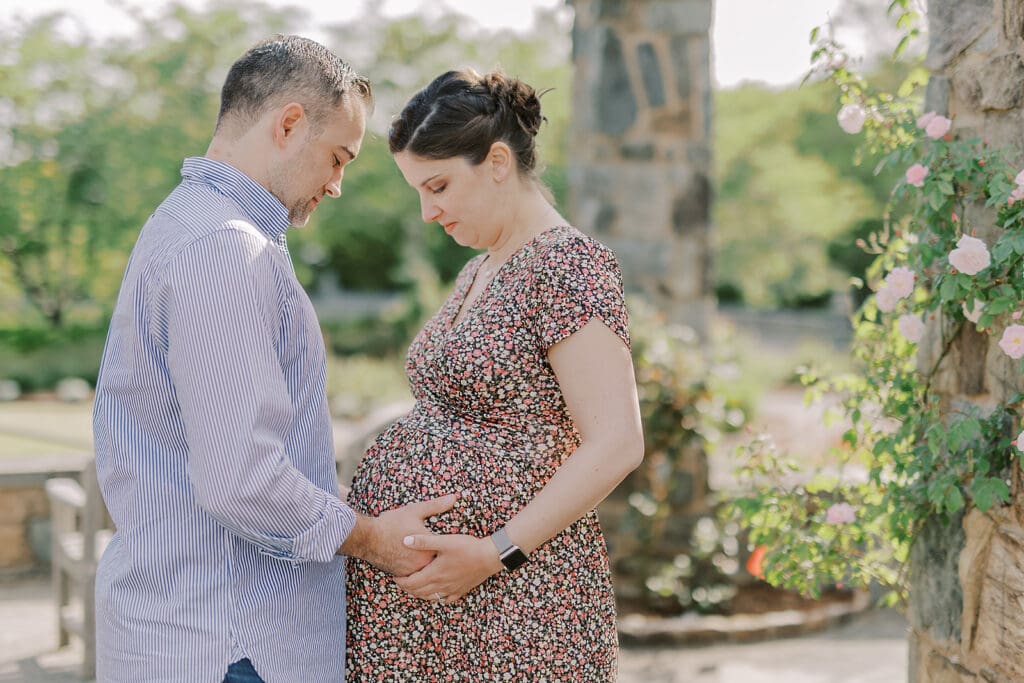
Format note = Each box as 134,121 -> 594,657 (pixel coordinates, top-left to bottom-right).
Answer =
430,183 -> 447,195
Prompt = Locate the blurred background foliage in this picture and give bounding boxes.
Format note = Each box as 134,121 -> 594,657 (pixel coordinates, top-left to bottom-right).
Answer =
0,0 -> 912,394
0,0 -> 924,618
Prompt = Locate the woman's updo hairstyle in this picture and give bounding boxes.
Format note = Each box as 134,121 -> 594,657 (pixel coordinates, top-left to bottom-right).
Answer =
389,68 -> 546,177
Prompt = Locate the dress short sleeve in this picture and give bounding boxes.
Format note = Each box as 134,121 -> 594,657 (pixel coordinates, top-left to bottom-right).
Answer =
532,233 -> 630,351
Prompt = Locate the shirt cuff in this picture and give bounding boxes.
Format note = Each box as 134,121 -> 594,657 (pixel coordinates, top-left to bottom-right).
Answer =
259,497 -> 357,564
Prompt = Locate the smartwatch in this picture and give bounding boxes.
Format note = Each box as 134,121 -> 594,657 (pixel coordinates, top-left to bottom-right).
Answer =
490,527 -> 528,571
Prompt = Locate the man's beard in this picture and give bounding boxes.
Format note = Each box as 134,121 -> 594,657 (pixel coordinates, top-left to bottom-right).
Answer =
287,198 -> 313,227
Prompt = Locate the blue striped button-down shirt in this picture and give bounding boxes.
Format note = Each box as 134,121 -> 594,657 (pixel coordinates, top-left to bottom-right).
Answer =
93,157 -> 355,682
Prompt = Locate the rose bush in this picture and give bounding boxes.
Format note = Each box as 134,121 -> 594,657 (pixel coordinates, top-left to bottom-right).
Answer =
728,2 -> 1024,604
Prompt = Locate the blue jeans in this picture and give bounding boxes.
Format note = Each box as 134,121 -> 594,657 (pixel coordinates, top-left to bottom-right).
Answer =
223,658 -> 266,683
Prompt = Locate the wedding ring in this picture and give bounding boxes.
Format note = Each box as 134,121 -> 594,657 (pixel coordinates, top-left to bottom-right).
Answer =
434,592 -> 444,603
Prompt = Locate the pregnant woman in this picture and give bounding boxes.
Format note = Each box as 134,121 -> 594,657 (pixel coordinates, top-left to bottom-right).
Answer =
344,68 -> 644,682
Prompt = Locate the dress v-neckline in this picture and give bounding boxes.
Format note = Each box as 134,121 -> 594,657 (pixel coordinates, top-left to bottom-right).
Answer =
445,225 -> 570,334
447,255 -> 499,333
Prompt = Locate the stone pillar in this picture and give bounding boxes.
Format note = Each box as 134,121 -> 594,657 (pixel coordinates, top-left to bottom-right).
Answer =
910,1 -> 1024,680
567,0 -> 714,335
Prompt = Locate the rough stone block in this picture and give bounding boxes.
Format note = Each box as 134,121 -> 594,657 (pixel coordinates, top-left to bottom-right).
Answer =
1006,0 -> 1024,41
978,54 -> 1024,111
643,0 -> 712,34
954,323 -> 989,395
973,26 -> 999,53
593,0 -> 627,20
909,511 -> 965,644
926,75 -> 950,116
596,27 -> 638,135
616,164 -> 676,237
969,525 -> 1024,680
926,0 -> 995,70
602,238 -> 670,278
637,42 -> 666,107
620,142 -> 655,161
952,61 -> 985,110
672,173 -> 711,236
960,509 -> 996,653
0,523 -> 32,567
0,487 -> 48,524
669,35 -> 692,101
592,202 -> 618,235
920,649 -> 980,682
651,108 -> 693,136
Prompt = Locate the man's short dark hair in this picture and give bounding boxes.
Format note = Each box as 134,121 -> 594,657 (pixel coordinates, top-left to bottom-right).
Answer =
217,34 -> 373,135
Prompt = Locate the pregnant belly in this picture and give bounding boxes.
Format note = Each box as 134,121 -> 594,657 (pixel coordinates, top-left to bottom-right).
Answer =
347,421 -> 556,537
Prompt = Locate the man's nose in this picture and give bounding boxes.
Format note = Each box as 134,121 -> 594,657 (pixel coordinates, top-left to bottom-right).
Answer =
325,168 -> 343,198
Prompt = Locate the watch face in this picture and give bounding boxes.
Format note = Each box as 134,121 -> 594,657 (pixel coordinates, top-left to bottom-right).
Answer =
501,547 -> 528,570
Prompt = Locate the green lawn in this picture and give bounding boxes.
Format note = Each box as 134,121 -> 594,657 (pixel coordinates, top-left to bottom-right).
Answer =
0,401 -> 93,458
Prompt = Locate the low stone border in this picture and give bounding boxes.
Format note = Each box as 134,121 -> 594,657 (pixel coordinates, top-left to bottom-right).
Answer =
618,589 -> 872,646
0,453 -> 91,575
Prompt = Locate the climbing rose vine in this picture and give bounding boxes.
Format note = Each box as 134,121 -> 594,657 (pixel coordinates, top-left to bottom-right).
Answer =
728,8 -> 1024,604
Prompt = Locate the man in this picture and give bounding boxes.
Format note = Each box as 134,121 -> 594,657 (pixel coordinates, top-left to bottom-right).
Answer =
92,35 -> 453,682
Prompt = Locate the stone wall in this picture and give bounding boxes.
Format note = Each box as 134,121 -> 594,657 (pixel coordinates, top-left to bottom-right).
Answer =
911,1 -> 1024,680
567,0 -> 715,610
0,477 -> 54,574
567,0 -> 714,335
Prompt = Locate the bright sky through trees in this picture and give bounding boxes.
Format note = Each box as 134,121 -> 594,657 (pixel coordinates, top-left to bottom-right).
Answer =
7,0 -> 854,89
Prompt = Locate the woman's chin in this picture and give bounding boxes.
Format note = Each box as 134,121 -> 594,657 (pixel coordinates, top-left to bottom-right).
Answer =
450,233 -> 478,248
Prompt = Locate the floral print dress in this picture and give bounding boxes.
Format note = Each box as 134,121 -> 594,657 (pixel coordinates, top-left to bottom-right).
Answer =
345,225 -> 630,682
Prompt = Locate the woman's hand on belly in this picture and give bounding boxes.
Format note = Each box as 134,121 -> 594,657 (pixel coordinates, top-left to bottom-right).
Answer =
394,533 -> 504,604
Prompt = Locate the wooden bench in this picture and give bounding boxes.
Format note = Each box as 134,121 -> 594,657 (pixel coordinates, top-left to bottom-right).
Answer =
45,460 -> 112,681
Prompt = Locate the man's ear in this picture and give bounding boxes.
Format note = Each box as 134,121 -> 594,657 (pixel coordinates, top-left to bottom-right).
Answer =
272,102 -> 306,149
488,141 -> 514,183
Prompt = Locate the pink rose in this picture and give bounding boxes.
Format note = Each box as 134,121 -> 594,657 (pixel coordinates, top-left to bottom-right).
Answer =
826,503 -> 856,525
837,104 -> 867,134
962,299 -> 984,324
876,286 -> 899,313
897,314 -> 925,343
924,115 -> 952,140
1010,186 -> 1024,206
948,235 -> 991,275
916,111 -> 937,129
999,324 -> 1024,359
905,163 -> 929,187
1016,430 -> 1024,452
1015,169 -> 1024,187
884,267 -> 916,299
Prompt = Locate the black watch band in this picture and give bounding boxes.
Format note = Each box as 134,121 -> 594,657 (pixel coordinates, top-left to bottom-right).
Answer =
490,527 -> 528,570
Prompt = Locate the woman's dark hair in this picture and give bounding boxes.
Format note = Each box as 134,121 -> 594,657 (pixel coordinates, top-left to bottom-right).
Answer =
389,69 -> 546,176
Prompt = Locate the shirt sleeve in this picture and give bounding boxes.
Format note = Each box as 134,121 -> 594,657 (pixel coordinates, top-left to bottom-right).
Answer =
152,226 -> 355,564
532,234 -> 631,351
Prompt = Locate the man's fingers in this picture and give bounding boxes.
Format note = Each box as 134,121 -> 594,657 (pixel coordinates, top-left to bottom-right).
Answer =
410,492 -> 459,518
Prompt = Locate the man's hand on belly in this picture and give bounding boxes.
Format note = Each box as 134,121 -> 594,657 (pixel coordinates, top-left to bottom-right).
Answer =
338,493 -> 459,576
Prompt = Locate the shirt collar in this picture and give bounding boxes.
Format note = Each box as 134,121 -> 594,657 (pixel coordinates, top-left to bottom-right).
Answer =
181,157 -> 291,240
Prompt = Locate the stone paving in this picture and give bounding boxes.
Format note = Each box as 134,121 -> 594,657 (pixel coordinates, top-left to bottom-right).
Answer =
0,575 -> 908,683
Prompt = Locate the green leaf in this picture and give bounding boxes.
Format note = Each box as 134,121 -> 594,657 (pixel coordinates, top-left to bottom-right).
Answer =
970,477 -> 1010,512
939,275 -> 960,302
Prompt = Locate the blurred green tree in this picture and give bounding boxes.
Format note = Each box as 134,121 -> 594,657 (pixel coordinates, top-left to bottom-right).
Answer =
0,2 -> 298,327
713,66 -> 908,309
